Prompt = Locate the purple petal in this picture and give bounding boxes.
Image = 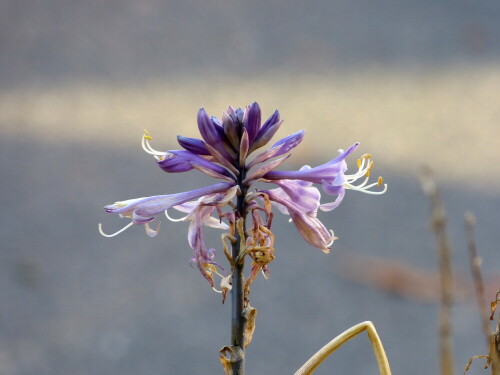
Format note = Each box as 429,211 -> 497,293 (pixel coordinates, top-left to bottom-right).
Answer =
250,109 -> 281,151
157,150 -> 234,180
249,120 -> 283,153
197,108 -> 221,146
259,109 -> 280,137
104,182 -> 235,223
269,180 -> 321,213
243,102 -> 261,143
203,142 -> 240,176
239,128 -> 249,166
264,142 -> 358,184
198,108 -> 236,164
319,188 -> 345,212
264,189 -> 334,252
177,136 -> 210,155
243,154 -> 290,184
249,130 -> 305,168
222,111 -> 241,149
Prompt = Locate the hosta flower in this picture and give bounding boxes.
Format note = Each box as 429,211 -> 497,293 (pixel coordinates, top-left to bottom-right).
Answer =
100,102 -> 386,287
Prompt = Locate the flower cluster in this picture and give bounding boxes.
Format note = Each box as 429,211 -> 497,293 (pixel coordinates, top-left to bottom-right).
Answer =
100,103 -> 386,290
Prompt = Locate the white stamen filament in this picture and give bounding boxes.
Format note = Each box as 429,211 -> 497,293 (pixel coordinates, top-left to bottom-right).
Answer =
141,132 -> 167,160
164,209 -> 189,222
98,222 -> 134,237
326,229 -> 335,247
345,181 -> 388,195
343,155 -> 387,195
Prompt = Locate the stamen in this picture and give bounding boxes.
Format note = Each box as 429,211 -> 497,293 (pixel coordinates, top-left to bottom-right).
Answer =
164,209 -> 189,222
365,161 -> 374,177
326,229 -> 336,247
143,129 -> 152,141
344,157 -> 387,195
141,131 -> 167,160
98,222 -> 134,238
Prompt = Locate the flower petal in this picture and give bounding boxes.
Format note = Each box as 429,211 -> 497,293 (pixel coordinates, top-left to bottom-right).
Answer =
177,136 -> 210,155
269,180 -> 321,214
264,142 -> 358,184
243,154 -> 290,184
104,182 -> 235,223
243,102 -> 261,144
248,130 -> 304,168
157,150 -> 234,180
197,108 -> 234,162
249,109 -> 281,152
263,189 -> 334,252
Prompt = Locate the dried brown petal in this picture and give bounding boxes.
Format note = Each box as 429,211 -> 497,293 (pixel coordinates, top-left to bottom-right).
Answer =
219,346 -> 244,375
491,299 -> 498,321
243,306 -> 257,348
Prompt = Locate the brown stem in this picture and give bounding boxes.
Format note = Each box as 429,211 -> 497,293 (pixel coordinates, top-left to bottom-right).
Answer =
420,167 -> 454,375
464,213 -> 491,344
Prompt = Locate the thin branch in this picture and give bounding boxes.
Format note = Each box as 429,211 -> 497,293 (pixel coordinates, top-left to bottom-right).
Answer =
419,167 -> 454,375
464,212 -> 491,344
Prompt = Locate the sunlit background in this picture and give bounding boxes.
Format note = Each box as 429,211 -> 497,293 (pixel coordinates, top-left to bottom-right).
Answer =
1,1 -> 499,374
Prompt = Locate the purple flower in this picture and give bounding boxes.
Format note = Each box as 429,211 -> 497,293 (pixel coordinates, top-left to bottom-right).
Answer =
100,102 -> 386,287
264,143 -> 387,212
99,182 -> 235,237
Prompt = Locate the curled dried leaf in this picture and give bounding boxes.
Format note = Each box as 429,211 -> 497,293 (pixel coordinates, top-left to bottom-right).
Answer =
243,306 -> 257,348
219,345 -> 244,375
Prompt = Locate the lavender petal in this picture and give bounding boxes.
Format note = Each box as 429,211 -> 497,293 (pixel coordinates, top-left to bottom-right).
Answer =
177,136 -> 210,155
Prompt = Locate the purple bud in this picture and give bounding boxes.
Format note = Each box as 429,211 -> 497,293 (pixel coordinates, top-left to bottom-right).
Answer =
222,111 -> 241,149
177,136 -> 210,155
243,102 -> 261,143
235,108 -> 244,123
197,108 -> 221,146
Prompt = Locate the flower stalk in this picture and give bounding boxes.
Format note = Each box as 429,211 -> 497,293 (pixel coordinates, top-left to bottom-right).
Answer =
230,164 -> 248,374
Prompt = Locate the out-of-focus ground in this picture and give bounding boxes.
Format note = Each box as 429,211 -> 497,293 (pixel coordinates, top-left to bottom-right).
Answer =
1,1 -> 500,374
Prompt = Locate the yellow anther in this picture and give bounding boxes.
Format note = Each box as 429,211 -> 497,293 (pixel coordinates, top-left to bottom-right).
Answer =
378,176 -> 383,187
361,153 -> 372,159
357,159 -> 362,168
143,129 -> 153,140
365,161 -> 374,177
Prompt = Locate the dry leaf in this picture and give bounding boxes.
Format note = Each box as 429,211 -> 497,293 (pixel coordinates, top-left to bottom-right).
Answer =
219,345 -> 244,375
243,306 -> 257,348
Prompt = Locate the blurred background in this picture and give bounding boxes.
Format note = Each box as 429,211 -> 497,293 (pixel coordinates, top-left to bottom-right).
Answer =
1,1 -> 499,374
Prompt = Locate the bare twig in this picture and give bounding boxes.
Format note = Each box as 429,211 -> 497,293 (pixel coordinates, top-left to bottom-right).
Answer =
465,212 -> 491,343
492,291 -> 500,375
419,167 -> 454,375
